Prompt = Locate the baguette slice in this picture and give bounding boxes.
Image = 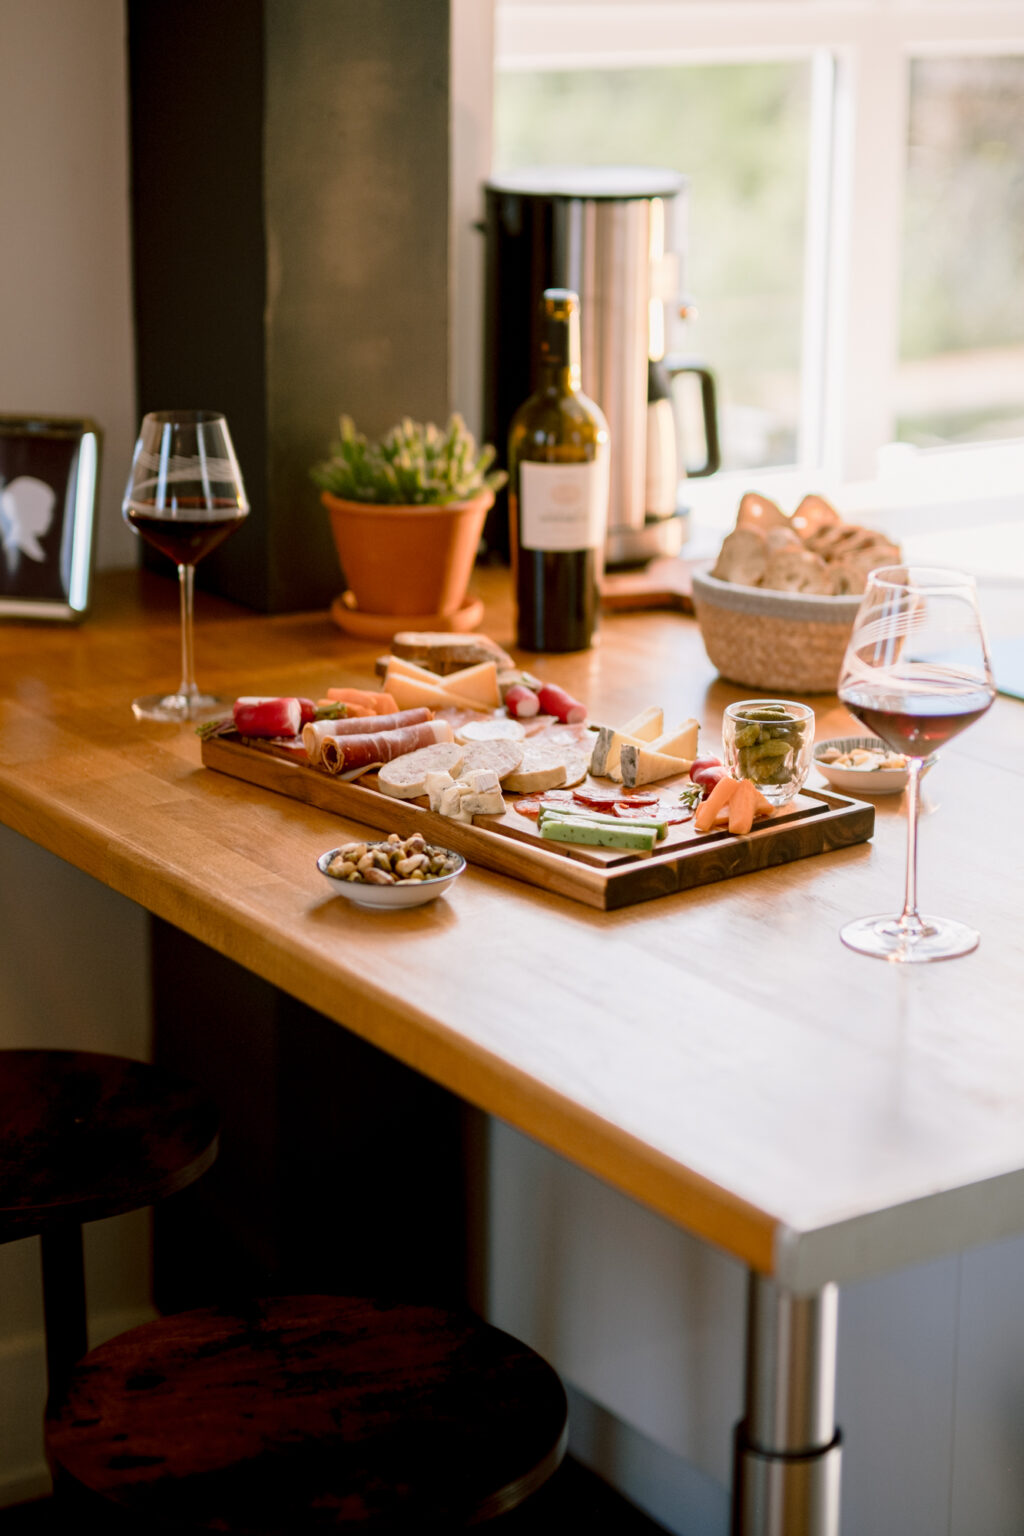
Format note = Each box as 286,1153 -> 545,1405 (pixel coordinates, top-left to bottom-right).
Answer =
391,631 -> 515,674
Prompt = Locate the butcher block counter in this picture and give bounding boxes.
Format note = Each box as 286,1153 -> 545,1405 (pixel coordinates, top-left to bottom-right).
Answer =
1,564 -> 1022,1286
2,565 -> 1024,1534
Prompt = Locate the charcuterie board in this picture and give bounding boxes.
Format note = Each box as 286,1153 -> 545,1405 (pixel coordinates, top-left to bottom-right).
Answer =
201,736 -> 875,911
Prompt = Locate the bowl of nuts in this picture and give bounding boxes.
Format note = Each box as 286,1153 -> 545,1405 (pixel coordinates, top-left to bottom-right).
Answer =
317,833 -> 466,908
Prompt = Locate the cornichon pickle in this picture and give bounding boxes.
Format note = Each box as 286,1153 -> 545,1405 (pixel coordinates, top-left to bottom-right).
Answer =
733,722 -> 761,748
747,738 -> 792,762
740,706 -> 790,720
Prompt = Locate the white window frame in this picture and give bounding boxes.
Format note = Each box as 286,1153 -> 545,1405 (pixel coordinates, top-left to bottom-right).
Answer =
456,0 -> 1024,542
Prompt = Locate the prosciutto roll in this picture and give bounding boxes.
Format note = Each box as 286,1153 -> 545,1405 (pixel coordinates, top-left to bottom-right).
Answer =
320,718 -> 454,775
303,707 -> 431,766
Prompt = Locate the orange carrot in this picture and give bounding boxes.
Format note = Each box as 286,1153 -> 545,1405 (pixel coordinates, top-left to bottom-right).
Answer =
315,697 -> 375,718
326,688 -> 399,715
694,774 -> 738,832
727,778 -> 757,835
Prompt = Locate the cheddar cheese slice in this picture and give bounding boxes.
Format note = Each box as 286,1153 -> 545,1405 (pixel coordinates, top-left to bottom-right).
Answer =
383,669 -> 485,715
441,660 -> 501,710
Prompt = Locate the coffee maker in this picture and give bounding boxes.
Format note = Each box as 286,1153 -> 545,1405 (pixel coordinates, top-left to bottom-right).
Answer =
482,166 -> 719,566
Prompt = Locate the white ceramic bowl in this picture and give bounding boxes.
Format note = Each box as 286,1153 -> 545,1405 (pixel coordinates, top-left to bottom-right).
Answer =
813,736 -> 936,796
317,844 -> 466,909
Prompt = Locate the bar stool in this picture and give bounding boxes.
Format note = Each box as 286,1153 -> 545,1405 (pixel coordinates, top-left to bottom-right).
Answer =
45,1293 -> 569,1532
0,1048 -> 219,1398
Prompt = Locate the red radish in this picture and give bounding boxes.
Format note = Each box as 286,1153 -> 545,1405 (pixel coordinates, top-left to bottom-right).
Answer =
691,764 -> 728,796
690,755 -> 722,776
298,698 -> 318,725
536,683 -> 586,724
504,684 -> 540,719
233,697 -> 303,738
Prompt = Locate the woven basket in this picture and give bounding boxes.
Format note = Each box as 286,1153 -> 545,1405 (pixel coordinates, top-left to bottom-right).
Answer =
691,570 -> 861,694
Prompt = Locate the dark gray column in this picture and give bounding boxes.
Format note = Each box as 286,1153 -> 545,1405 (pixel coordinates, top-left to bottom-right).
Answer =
128,0 -> 453,613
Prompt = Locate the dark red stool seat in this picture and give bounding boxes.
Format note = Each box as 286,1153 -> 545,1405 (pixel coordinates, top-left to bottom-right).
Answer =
0,1049 -> 219,1395
45,1294 -> 569,1532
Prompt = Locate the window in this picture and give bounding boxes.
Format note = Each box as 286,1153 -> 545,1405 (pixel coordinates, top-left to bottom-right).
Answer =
490,1 -> 1024,544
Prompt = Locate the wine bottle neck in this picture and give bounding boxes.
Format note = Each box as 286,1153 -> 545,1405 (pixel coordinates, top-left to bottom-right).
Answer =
537,289 -> 582,394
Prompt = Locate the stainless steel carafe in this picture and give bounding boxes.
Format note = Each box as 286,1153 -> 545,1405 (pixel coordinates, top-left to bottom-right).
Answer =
482,166 -> 719,566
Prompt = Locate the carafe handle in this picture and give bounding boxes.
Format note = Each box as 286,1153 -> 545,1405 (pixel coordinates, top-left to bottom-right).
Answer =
663,357 -> 721,479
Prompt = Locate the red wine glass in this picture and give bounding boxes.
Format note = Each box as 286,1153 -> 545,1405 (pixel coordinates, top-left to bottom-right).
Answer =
123,410 -> 249,722
837,564 -> 995,962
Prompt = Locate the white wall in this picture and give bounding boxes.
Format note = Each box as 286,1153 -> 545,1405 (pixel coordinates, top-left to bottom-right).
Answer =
0,0 -> 138,570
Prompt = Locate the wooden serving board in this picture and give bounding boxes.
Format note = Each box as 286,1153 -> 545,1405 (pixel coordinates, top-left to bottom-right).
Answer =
201,737 -> 875,912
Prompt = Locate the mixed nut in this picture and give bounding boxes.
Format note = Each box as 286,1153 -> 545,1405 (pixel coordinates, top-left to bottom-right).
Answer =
324,832 -> 461,885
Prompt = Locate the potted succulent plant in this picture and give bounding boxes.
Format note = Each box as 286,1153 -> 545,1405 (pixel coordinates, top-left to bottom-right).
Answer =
311,413 -> 506,628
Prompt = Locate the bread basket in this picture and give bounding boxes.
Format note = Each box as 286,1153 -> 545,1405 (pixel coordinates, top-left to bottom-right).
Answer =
691,569 -> 861,694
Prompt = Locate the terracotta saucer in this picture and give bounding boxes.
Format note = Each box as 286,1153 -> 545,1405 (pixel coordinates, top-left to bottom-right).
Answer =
329,591 -> 485,641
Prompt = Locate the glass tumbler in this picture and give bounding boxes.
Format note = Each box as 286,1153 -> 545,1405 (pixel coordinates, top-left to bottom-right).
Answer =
722,699 -> 815,806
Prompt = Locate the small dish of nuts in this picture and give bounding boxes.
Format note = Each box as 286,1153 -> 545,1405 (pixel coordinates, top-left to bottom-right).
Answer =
813,736 -> 936,796
316,833 -> 466,909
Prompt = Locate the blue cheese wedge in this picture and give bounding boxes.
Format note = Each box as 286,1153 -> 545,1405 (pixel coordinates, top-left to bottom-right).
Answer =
618,743 -> 694,788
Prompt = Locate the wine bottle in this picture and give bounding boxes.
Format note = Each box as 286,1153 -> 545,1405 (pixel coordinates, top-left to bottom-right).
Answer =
508,288 -> 610,652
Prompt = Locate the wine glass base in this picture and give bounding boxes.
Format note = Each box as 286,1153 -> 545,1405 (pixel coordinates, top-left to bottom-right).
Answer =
131,692 -> 229,725
840,912 -> 980,963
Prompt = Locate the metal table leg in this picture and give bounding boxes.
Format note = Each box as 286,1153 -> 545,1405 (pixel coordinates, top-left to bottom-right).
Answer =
731,1273 -> 842,1536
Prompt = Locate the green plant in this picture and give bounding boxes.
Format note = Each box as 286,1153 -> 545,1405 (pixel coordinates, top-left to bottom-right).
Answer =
312,413 -> 507,506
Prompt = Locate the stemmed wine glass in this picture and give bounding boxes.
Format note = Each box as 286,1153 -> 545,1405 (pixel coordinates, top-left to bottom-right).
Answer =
837,564 -> 995,962
123,410 -> 249,722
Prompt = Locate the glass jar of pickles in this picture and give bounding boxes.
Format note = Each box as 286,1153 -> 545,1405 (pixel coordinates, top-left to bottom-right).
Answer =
722,699 -> 815,806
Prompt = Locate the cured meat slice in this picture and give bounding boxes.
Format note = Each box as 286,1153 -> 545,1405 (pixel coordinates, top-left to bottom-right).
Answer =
319,718 -> 453,775
459,738 -> 524,783
502,742 -> 591,794
454,717 -> 525,744
303,707 -> 431,766
376,743 -> 466,800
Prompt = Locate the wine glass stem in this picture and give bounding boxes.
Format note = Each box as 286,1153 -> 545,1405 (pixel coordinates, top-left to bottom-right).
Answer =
177,563 -> 200,709
898,757 -> 925,934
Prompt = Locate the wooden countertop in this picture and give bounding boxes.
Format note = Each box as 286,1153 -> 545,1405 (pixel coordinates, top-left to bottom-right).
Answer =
2,566 -> 1024,1294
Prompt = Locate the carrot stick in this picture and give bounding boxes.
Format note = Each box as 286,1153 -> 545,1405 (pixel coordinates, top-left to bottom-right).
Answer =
694,774 -> 738,832
727,778 -> 757,835
315,698 -> 375,717
326,687 -> 399,715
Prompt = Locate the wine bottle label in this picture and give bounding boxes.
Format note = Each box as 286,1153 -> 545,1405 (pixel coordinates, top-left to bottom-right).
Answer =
519,460 -> 609,552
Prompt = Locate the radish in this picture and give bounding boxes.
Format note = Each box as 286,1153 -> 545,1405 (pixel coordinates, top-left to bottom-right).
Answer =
691,763 -> 728,796
536,683 -> 586,724
233,697 -> 303,738
504,684 -> 540,719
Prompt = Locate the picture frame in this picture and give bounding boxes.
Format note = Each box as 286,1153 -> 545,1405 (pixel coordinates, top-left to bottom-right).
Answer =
0,415 -> 101,621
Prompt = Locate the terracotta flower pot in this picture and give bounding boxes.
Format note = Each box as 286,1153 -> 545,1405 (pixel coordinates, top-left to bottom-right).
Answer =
321,489 -> 493,618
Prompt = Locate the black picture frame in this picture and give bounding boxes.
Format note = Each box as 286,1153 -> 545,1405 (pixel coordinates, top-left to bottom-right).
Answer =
0,415 -> 102,621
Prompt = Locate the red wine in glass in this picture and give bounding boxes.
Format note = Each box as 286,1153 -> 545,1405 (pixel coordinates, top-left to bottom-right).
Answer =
838,684 -> 994,757
836,566 -> 995,963
125,503 -> 243,568
123,411 -> 249,723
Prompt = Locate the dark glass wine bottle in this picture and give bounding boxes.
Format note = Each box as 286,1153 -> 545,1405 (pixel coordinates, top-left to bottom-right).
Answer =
508,288 -> 610,652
